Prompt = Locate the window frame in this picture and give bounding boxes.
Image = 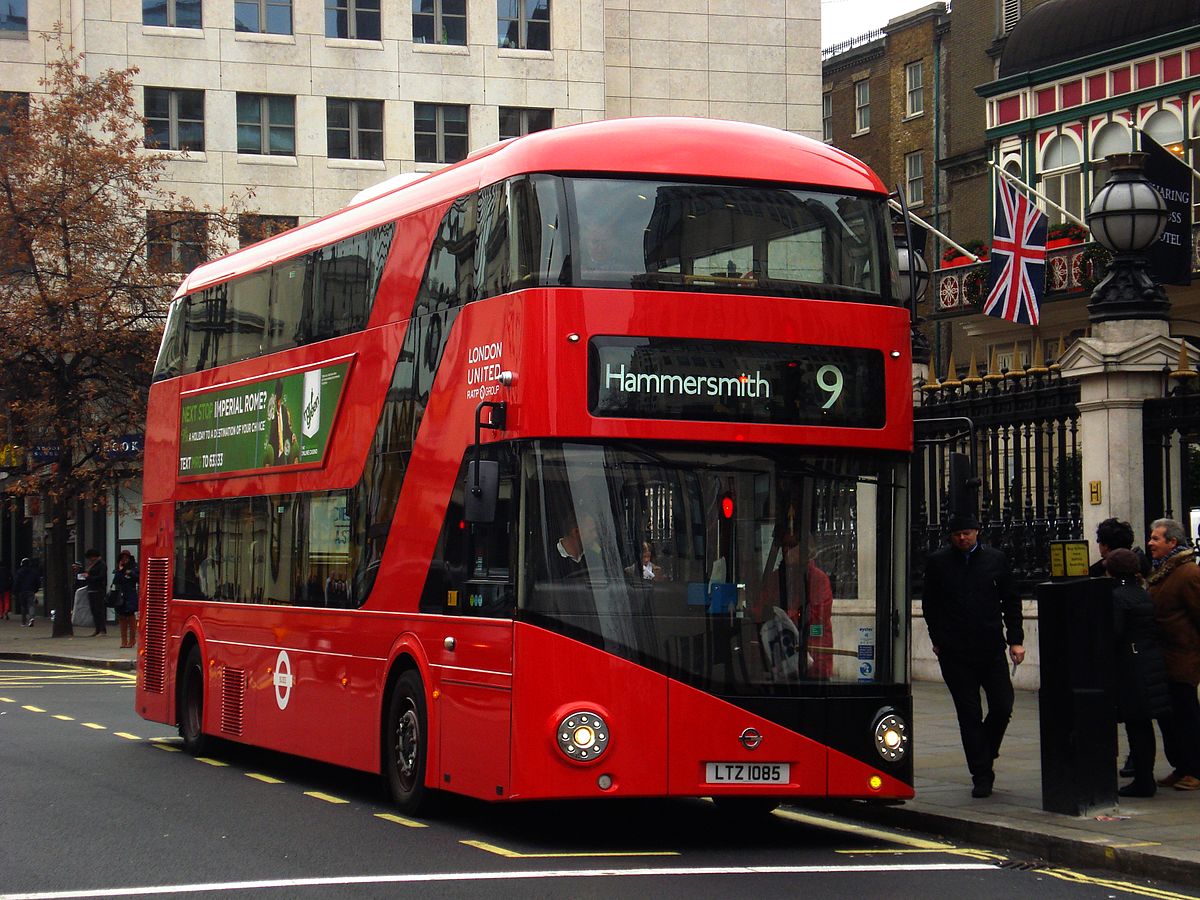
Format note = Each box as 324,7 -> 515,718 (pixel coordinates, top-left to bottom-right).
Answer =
497,0 -> 550,51
498,106 -> 553,140
414,102 -> 469,164
234,0 -> 293,34
143,0 -> 202,28
905,61 -> 924,118
821,92 -> 832,142
325,0 -> 382,40
0,0 -> 27,34
327,97 -> 385,161
854,80 -> 870,134
236,93 -> 297,157
412,0 -> 467,45
144,87 -> 205,152
905,150 -> 925,207
147,211 -> 208,274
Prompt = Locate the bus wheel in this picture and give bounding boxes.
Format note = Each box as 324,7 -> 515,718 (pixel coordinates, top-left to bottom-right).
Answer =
712,796 -> 780,818
385,670 -> 430,814
177,644 -> 210,756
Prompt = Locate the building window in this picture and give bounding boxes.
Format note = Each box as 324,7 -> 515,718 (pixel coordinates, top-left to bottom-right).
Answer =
144,88 -> 205,152
1,0 -> 27,33
822,92 -> 832,142
498,0 -> 549,50
413,0 -> 466,45
0,92 -> 29,136
325,0 -> 381,40
1039,134 -> 1083,227
905,61 -> 924,117
147,211 -> 207,273
235,0 -> 292,34
328,98 -> 384,160
414,103 -> 468,164
236,93 -> 296,156
499,107 -> 552,140
239,214 -> 298,247
854,80 -> 870,133
143,0 -> 202,28
905,151 -> 924,207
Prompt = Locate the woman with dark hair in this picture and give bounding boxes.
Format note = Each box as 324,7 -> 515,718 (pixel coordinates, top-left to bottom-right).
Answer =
114,550 -> 139,648
1106,548 -> 1171,797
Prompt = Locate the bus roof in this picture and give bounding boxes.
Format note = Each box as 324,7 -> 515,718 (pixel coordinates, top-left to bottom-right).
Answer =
176,117 -> 887,298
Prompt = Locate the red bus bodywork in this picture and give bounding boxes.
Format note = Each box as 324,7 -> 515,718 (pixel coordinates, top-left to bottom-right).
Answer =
137,117 -> 914,805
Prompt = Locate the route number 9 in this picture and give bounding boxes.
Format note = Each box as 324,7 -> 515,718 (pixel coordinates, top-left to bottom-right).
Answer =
816,365 -> 844,409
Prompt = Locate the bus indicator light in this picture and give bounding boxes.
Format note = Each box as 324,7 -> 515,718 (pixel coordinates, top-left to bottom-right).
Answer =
868,775 -> 883,791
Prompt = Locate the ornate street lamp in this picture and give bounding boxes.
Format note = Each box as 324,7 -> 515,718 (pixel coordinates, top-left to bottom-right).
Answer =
1085,152 -> 1170,323
895,245 -> 931,307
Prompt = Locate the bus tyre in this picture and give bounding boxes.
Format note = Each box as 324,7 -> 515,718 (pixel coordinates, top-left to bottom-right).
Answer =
385,670 -> 431,815
178,644 -> 210,756
712,796 -> 780,818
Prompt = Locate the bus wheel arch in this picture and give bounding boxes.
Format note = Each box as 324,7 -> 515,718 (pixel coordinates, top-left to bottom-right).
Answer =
381,657 -> 434,815
176,634 -> 210,756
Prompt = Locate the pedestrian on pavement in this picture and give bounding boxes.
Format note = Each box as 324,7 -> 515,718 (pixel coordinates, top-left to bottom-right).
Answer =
1089,517 -> 1151,578
922,513 -> 1024,799
1105,548 -> 1172,797
83,548 -> 108,637
1091,517 -> 1154,777
1145,518 -> 1200,792
13,557 -> 40,627
113,549 -> 139,648
0,561 -> 11,620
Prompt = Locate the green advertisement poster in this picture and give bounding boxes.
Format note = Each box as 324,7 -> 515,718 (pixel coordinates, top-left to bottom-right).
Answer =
179,362 -> 349,477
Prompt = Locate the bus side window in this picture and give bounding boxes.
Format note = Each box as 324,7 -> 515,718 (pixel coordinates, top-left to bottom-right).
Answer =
183,285 -> 228,373
510,175 -> 568,288
475,180 -> 510,300
417,194 -> 476,314
226,269 -> 270,363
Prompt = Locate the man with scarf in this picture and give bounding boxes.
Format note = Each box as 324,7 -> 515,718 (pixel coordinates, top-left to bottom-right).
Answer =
1146,518 -> 1200,791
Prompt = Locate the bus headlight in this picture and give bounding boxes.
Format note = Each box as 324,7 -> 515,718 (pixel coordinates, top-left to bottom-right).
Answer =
556,711 -> 610,763
872,709 -> 908,762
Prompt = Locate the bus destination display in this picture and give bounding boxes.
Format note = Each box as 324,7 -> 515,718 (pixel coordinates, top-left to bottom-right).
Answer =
178,362 -> 349,477
588,337 -> 885,427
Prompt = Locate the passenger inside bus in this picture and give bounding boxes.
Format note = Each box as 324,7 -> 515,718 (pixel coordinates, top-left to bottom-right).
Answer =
625,542 -> 664,582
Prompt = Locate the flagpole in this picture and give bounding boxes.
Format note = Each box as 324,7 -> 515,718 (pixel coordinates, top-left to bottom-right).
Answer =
887,199 -> 984,262
987,161 -> 1090,231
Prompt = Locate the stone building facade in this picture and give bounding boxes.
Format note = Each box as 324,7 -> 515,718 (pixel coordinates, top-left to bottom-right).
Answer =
2,0 -> 823,229
0,0 -> 824,590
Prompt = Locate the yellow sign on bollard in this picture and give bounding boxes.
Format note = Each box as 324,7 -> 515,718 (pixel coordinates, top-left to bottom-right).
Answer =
1049,540 -> 1091,578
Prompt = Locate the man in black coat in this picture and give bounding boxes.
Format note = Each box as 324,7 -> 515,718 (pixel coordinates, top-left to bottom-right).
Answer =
923,514 -> 1024,798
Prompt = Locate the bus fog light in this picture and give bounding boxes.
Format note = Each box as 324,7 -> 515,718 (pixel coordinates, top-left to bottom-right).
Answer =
597,773 -> 613,790
557,711 -> 610,763
872,709 -> 908,762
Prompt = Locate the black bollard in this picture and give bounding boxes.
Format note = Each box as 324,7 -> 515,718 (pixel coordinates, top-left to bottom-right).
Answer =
1036,578 -> 1117,815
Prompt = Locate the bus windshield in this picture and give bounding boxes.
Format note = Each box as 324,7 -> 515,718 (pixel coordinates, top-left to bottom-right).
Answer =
521,441 -> 907,693
565,178 -> 888,301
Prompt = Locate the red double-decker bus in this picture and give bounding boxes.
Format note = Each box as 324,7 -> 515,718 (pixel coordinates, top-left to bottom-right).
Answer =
136,117 -> 914,814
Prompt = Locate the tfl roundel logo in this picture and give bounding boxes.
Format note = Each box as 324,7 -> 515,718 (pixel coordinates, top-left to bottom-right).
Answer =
739,727 -> 762,750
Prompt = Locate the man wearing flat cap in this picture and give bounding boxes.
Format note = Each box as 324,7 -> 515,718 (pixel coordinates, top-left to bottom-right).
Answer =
922,513 -> 1024,798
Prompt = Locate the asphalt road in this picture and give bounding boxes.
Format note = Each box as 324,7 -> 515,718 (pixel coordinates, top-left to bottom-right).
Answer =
0,659 -> 1195,900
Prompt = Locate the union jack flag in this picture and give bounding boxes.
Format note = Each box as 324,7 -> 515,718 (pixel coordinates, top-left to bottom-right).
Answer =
983,178 -> 1047,325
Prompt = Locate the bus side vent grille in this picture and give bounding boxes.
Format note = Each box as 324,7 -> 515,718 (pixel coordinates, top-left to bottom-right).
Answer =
142,557 -> 170,694
220,668 -> 246,736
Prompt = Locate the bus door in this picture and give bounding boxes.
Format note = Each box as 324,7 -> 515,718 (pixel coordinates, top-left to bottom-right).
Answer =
665,462 -> 828,795
423,453 -> 517,800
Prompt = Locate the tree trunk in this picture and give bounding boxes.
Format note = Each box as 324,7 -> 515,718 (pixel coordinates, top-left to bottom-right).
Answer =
48,496 -> 73,638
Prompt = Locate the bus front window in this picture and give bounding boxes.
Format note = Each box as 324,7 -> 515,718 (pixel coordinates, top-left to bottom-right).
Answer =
564,178 -> 888,303
520,441 -> 906,694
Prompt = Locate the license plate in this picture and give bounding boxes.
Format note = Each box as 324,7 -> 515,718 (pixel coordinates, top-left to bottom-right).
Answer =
705,762 -> 790,784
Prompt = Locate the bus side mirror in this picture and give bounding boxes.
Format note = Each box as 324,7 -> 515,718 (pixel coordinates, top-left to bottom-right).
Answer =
464,460 -> 500,523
